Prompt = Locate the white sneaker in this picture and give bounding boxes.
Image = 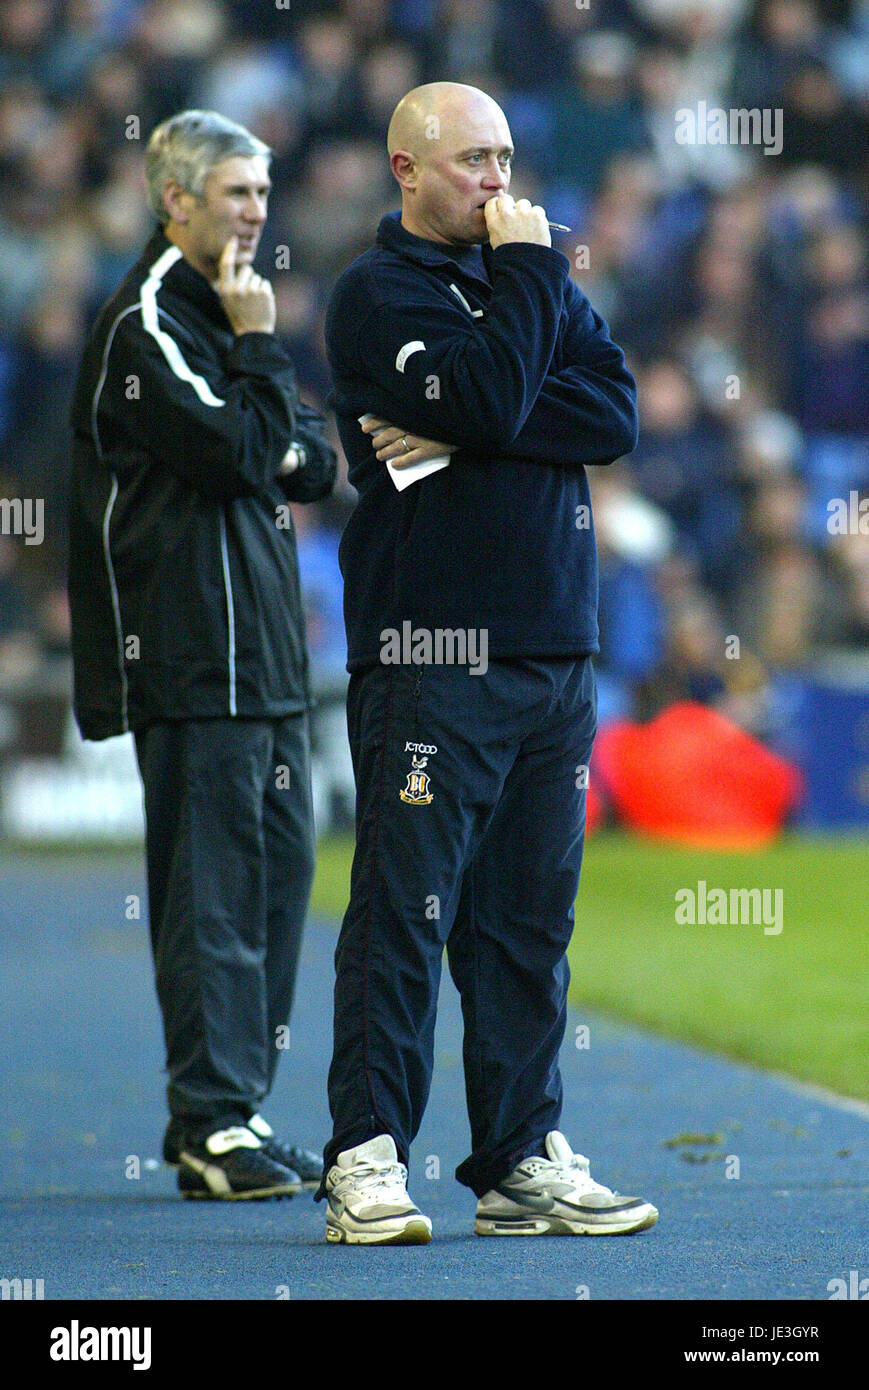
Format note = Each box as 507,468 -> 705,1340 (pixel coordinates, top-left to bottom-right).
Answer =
325,1135 -> 433,1245
475,1131 -> 658,1236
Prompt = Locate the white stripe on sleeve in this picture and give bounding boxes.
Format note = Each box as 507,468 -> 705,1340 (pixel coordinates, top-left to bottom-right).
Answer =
140,246 -> 225,407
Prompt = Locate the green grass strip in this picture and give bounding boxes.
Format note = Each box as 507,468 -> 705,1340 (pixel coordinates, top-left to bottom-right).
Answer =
310,831 -> 869,1102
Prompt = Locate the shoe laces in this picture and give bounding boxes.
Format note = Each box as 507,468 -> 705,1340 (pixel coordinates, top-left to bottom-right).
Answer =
534,1152 -> 615,1197
343,1158 -> 409,1196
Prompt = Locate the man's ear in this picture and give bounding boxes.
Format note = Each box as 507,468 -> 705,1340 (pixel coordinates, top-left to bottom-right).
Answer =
162,179 -> 194,225
390,151 -> 418,192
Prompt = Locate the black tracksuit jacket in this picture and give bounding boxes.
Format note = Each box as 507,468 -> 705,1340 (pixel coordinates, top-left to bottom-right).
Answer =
68,227 -> 336,740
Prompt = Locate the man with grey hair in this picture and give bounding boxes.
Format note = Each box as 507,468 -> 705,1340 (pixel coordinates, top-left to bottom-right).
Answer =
68,110 -> 336,1200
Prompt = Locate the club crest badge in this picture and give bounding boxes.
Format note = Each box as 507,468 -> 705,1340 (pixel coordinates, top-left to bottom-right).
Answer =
400,742 -> 436,805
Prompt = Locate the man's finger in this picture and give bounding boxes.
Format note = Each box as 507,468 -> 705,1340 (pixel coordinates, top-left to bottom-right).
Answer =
376,432 -> 412,458
359,416 -> 391,434
484,193 -> 514,226
218,237 -> 238,285
371,427 -> 404,450
391,447 -> 426,469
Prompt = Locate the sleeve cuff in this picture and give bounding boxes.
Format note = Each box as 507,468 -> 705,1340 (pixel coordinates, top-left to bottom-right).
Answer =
228,332 -> 296,370
489,242 -> 570,278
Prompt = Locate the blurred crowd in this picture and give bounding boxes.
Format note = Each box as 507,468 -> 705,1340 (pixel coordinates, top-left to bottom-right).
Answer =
0,0 -> 867,736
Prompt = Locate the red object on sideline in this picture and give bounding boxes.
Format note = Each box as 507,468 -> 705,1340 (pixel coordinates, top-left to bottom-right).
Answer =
585,780 -> 605,834
592,702 -> 803,849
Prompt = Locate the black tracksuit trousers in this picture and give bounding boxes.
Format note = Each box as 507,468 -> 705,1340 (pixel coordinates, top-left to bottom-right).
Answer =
134,715 -> 315,1143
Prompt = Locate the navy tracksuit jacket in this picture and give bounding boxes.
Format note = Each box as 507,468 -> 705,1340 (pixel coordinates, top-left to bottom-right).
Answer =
321,212 -> 638,1195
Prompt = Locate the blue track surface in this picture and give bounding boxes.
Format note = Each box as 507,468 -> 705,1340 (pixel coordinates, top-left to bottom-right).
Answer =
1,855 -> 866,1301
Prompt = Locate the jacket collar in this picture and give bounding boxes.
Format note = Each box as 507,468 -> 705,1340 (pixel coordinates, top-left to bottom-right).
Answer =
376,210 -> 490,284
140,224 -> 231,324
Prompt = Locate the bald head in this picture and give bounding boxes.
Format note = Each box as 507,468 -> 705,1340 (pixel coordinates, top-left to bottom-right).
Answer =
387,82 -> 514,246
387,82 -> 507,161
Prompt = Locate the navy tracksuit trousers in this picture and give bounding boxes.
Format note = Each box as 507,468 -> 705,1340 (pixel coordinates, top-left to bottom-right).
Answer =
322,656 -> 597,1197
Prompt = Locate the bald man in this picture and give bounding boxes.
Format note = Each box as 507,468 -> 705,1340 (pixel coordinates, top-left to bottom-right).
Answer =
318,83 -> 657,1244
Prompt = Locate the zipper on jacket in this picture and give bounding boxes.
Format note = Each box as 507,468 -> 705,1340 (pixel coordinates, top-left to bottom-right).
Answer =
102,474 -> 129,731
218,507 -> 237,716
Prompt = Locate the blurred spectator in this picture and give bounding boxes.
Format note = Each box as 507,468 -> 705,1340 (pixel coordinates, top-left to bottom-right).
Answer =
733,472 -> 822,667
0,531 -> 40,685
357,41 -> 422,139
629,358 -> 745,603
291,502 -> 348,686
276,138 -> 391,275
548,31 -> 646,194
827,529 -> 869,643
273,274 -> 334,401
590,463 -> 672,689
779,57 -> 869,178
295,13 -> 362,140
729,0 -> 827,109
130,0 -> 227,121
194,38 -> 304,138
0,0 -> 59,88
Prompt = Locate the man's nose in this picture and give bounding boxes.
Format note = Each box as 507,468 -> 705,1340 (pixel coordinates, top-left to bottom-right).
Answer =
243,197 -> 267,223
481,161 -> 508,191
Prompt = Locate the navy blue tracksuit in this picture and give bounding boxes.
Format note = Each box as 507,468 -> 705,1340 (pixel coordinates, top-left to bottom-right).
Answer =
321,212 -> 637,1196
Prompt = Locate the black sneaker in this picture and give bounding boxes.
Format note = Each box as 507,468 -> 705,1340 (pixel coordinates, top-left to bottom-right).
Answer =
177,1126 -> 302,1200
247,1113 -> 323,1190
